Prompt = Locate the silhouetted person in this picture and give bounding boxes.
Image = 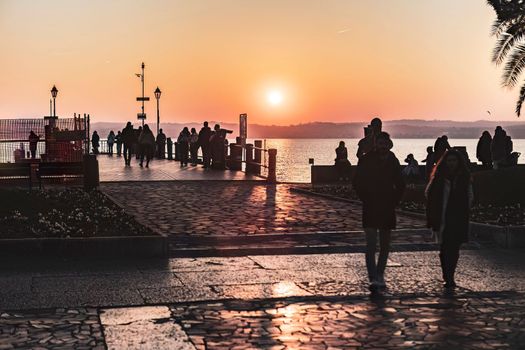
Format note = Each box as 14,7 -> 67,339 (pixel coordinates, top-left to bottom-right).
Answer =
434,135 -> 451,163
426,149 -> 473,289
107,130 -> 115,155
121,122 -> 135,166
91,131 -> 100,154
139,124 -> 155,168
28,131 -> 39,159
402,153 -> 420,183
357,117 -> 383,159
198,121 -> 212,168
334,141 -> 351,179
476,131 -> 492,169
421,146 -> 435,180
190,127 -> 199,166
178,127 -> 191,167
115,130 -> 123,156
210,124 -> 226,169
353,132 -> 405,292
491,126 -> 507,169
134,126 -> 142,159
156,128 -> 166,159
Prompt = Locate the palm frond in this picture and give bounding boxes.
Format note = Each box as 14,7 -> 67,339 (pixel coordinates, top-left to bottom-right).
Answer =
493,26 -> 525,64
502,43 -> 525,88
516,82 -> 525,117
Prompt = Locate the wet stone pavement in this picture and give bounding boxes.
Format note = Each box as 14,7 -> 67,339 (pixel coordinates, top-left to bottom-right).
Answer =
101,182 -> 426,244
0,249 -> 524,349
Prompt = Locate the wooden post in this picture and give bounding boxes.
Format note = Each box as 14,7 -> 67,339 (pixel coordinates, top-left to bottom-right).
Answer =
254,140 -> 262,175
268,148 -> 277,183
245,143 -> 254,174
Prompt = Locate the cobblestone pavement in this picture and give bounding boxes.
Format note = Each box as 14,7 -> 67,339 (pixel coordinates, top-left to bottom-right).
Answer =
0,308 -> 104,350
101,182 -> 424,238
1,249 -> 524,349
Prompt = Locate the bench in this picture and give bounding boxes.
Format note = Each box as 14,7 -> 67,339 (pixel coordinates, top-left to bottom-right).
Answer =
0,163 -> 32,189
37,162 -> 83,189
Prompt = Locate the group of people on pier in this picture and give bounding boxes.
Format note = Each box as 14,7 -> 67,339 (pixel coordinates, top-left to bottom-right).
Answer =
342,117 -> 474,292
90,121 -> 230,169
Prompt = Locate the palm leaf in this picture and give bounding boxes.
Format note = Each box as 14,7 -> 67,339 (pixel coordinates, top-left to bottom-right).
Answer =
492,22 -> 525,65
502,43 -> 525,88
516,82 -> 525,117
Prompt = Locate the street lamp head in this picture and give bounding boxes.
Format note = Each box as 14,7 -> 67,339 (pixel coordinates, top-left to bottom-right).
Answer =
51,85 -> 58,98
141,62 -> 145,69
154,87 -> 162,100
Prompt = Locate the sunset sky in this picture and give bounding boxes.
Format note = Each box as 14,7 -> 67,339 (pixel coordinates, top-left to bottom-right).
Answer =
0,0 -> 519,125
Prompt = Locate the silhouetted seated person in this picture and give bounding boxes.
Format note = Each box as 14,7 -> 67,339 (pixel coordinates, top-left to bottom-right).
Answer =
476,131 -> 492,169
402,153 -> 420,184
491,126 -> 518,168
334,141 -> 351,181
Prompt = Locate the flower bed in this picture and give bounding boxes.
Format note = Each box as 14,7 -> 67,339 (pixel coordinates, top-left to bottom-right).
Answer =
0,189 -> 154,239
304,185 -> 525,227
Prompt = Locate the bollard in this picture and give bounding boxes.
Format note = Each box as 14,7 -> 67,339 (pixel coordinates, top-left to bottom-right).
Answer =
167,138 -> 173,160
229,143 -> 242,171
245,143 -> 254,174
174,142 -> 180,161
254,140 -> 262,175
267,148 -> 277,183
83,154 -> 99,190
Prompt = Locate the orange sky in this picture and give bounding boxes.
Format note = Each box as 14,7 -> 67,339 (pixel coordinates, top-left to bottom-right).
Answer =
0,0 -> 519,125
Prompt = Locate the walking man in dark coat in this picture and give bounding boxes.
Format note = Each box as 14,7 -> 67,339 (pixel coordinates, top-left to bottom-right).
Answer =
353,132 -> 405,291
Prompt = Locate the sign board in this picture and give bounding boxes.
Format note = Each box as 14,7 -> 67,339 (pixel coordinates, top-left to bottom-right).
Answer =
137,113 -> 147,120
239,113 -> 247,146
136,97 -> 150,101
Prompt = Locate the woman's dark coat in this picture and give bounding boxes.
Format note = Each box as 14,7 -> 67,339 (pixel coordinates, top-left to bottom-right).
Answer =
353,150 -> 405,229
426,175 -> 471,244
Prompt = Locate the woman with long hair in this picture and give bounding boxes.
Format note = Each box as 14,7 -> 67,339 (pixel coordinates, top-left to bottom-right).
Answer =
138,124 -> 156,168
426,149 -> 473,289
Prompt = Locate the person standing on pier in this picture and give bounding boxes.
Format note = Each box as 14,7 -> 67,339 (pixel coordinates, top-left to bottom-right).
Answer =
156,128 -> 166,159
115,130 -> 123,156
178,127 -> 191,167
139,124 -> 155,168
198,121 -> 212,168
426,149 -> 473,289
28,131 -> 40,159
107,130 -> 115,155
190,127 -> 199,166
353,132 -> 405,292
121,122 -> 135,166
91,131 -> 100,154
476,131 -> 492,169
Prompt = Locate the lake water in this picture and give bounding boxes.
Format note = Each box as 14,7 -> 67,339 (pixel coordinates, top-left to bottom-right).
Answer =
254,138 -> 525,183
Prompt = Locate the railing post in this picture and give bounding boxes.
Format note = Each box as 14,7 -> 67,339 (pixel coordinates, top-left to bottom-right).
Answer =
254,140 -> 262,175
166,138 -> 173,160
245,143 -> 254,174
268,148 -> 277,183
174,142 -> 180,161
229,143 -> 242,170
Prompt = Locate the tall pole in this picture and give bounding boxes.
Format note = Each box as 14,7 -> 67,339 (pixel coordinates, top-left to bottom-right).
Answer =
156,97 -> 160,135
141,62 -> 145,127
50,99 -> 52,117
53,97 -> 56,117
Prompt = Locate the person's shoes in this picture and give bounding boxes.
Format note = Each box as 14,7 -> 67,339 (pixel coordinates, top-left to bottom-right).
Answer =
443,281 -> 457,289
369,280 -> 380,293
139,162 -> 143,167
376,274 -> 386,288
145,163 -> 149,168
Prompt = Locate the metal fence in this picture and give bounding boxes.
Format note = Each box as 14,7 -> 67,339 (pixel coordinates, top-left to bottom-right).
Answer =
0,117 -> 88,163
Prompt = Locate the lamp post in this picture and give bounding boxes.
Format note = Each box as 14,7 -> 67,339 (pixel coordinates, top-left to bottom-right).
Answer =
50,85 -> 58,117
154,87 -> 162,135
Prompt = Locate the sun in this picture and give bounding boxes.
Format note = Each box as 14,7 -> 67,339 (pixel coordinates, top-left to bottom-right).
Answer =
267,90 -> 283,106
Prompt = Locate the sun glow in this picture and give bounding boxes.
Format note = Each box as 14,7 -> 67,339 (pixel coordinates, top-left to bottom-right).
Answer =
267,90 -> 283,106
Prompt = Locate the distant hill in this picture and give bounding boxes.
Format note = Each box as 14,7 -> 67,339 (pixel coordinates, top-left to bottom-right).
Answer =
91,120 -> 525,139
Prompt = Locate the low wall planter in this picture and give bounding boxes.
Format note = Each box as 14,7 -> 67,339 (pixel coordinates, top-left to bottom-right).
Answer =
0,234 -> 167,258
